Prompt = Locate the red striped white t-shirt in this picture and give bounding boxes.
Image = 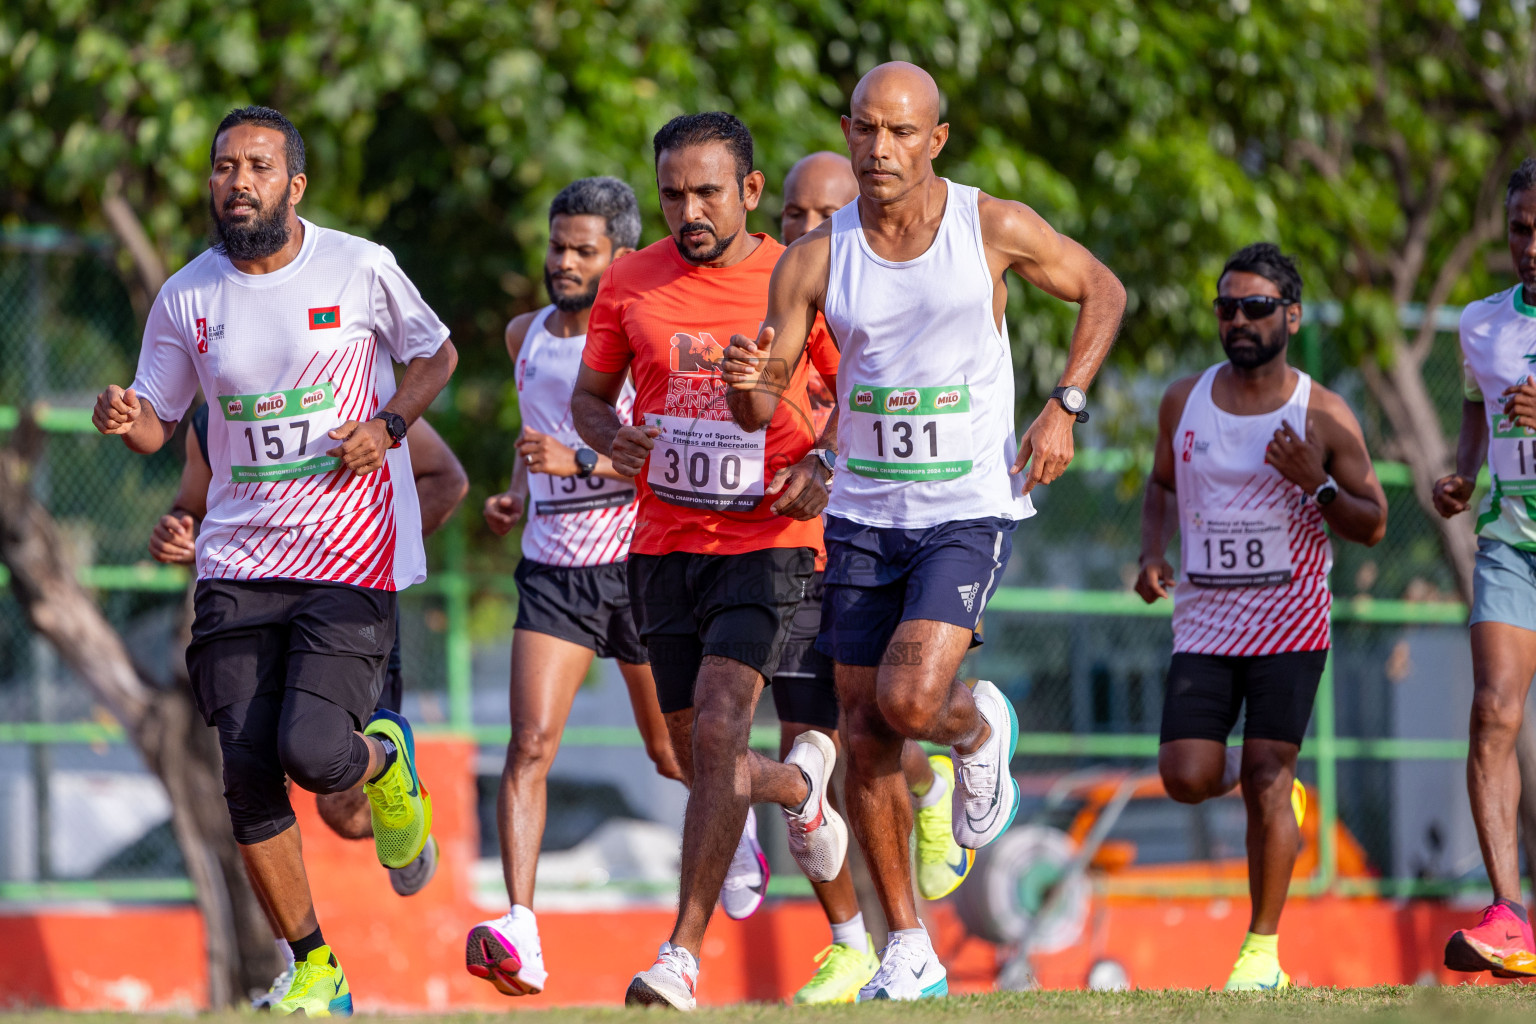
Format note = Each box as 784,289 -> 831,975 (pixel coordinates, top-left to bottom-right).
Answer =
130,220 -> 449,591
1171,364 -> 1332,655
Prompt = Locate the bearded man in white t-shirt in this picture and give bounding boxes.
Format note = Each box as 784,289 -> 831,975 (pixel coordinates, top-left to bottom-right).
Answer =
92,105 -> 457,1016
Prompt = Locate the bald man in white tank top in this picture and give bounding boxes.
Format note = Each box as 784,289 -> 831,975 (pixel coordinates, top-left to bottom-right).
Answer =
1136,244 -> 1385,990
723,63 -> 1126,999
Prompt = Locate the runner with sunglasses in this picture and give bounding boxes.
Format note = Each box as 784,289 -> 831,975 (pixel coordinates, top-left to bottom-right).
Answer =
1135,242 -> 1386,989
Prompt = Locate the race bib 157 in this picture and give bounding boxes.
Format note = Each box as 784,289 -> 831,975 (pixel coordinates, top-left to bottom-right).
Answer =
220,382 -> 345,483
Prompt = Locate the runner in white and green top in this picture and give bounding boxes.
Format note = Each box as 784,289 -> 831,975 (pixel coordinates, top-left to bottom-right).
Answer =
1431,157 -> 1536,978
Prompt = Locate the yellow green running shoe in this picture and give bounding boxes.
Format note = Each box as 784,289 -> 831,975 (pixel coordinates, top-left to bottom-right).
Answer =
363,708 -> 432,869
1224,942 -> 1291,991
792,938 -> 880,1004
915,754 -> 974,900
273,946 -> 352,1016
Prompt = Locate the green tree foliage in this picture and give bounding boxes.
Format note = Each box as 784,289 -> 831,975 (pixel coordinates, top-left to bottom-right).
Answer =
4,0 -> 1534,572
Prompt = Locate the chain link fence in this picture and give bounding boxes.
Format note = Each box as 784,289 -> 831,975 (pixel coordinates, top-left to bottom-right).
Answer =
0,236 -> 1498,899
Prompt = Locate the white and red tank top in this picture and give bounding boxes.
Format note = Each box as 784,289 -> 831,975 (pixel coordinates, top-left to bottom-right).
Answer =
515,305 -> 637,567
1172,363 -> 1332,656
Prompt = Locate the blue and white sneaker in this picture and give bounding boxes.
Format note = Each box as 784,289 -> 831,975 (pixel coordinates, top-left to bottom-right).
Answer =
858,929 -> 948,1001
951,680 -> 1020,850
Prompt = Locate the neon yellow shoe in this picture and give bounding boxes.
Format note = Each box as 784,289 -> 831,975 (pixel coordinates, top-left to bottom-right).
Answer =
915,755 -> 974,900
273,946 -> 353,1016
1290,779 -> 1306,829
1223,944 -> 1291,991
363,709 -> 433,869
792,938 -> 880,1004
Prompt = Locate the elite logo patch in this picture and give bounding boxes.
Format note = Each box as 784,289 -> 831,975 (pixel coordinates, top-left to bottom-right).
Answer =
308,306 -> 340,330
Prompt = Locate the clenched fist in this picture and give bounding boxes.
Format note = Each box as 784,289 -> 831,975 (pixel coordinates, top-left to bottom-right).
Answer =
93,385 -> 142,436
483,491 -> 525,536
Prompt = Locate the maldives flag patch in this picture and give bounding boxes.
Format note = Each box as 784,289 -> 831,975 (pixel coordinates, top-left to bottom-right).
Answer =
308,306 -> 340,329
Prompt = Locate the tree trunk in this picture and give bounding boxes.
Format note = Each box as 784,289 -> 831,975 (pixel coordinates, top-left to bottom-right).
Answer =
1362,349 -> 1536,899
0,423 -> 276,1006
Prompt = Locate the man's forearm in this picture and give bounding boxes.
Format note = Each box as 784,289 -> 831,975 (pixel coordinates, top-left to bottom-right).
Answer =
1457,401 -> 1488,480
383,341 -> 458,426
573,390 -> 622,456
1139,477 -> 1176,562
726,388 -> 780,433
417,469 -> 468,535
1321,491 -> 1386,547
1060,272 -> 1126,389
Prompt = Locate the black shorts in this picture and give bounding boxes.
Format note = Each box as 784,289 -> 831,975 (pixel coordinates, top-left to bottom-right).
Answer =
186,579 -> 396,727
513,559 -> 649,664
818,514 -> 1015,666
771,571 -> 839,731
1159,649 -> 1329,748
628,547 -> 814,714
378,619 -> 403,715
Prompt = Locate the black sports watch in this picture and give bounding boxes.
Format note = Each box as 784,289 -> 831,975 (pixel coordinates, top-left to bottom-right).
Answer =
1313,474 -> 1339,506
1051,385 -> 1090,423
372,411 -> 407,449
575,447 -> 599,479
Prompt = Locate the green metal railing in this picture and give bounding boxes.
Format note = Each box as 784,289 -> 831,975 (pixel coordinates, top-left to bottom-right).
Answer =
0,403 -> 1484,903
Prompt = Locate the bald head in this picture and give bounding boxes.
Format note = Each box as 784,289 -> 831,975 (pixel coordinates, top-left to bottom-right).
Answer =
781,152 -> 859,243
842,62 -> 948,203
850,62 -> 943,128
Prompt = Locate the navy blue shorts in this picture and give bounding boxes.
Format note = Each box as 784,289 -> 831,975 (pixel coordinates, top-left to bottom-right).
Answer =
816,514 -> 1015,667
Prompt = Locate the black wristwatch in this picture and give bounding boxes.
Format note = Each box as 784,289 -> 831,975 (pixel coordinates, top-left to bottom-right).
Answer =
372,411 -> 407,449
1051,385 -> 1090,423
575,447 -> 599,479
1313,474 -> 1339,506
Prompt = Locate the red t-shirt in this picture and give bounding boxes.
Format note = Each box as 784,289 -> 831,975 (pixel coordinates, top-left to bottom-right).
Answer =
583,234 -> 836,557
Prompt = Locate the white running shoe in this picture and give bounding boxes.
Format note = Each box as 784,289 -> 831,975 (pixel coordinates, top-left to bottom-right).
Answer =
721,806 -> 770,920
389,835 -> 439,896
858,929 -> 949,1001
251,962 -> 295,1010
465,909 -> 547,996
625,941 -> 698,1010
782,730 -> 848,883
951,680 -> 1020,850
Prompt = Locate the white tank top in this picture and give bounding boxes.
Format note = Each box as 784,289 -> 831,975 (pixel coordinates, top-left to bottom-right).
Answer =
822,180 -> 1032,528
514,306 -> 637,567
1172,363 -> 1332,655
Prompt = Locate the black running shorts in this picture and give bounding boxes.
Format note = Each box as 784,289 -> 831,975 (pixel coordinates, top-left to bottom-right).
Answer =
1159,649 -> 1329,748
186,579 -> 396,727
627,547 -> 814,714
513,558 -> 649,664
771,571 -> 839,730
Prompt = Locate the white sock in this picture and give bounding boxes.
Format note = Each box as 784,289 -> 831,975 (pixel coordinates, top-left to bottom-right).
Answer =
914,769 -> 948,809
891,926 -> 928,946
1220,745 -> 1242,793
275,938 -> 295,968
509,904 -> 536,928
830,913 -> 868,952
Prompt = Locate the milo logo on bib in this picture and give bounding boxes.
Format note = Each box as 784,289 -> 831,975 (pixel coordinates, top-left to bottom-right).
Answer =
299,387 -> 328,411
225,398 -> 244,417
255,393 -> 287,418
846,383 -> 975,481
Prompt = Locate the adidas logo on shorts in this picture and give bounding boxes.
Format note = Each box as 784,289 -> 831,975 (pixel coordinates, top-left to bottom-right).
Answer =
957,583 -> 979,613
359,624 -> 376,643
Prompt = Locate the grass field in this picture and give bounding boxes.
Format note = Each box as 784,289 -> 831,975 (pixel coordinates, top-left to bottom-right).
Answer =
18,987 -> 1536,1024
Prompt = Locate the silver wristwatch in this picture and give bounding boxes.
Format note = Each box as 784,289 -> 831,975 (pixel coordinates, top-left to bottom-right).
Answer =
1313,474 -> 1339,506
811,448 -> 836,480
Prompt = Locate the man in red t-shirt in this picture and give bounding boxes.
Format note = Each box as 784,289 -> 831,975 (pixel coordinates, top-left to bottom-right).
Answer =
572,112 -> 848,1010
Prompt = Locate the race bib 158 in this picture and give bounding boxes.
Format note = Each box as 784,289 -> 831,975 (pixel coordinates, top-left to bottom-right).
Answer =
1183,507 -> 1294,588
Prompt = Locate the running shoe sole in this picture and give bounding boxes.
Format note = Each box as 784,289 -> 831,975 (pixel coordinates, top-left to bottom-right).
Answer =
1445,931 -> 1535,977
465,924 -> 541,996
624,975 -> 692,1009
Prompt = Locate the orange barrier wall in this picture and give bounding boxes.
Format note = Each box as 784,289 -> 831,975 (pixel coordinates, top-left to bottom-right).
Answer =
0,738 -> 1524,1009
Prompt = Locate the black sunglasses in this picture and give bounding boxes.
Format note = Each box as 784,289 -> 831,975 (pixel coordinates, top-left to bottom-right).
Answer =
1214,295 -> 1292,321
